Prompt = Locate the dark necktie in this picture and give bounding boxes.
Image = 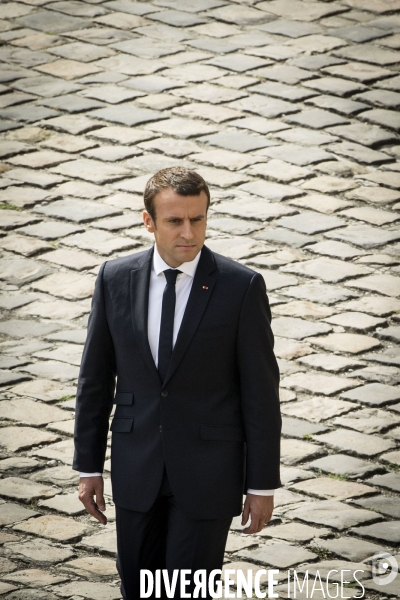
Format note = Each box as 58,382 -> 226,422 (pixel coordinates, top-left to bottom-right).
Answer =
158,269 -> 181,382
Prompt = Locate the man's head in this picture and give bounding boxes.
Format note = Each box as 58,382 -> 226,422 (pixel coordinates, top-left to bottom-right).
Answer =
143,167 -> 210,268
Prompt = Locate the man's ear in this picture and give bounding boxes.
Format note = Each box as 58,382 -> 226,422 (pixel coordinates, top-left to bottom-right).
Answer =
143,210 -> 156,232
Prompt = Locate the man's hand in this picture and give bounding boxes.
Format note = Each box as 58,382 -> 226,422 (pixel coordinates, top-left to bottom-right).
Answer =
241,493 -> 274,534
78,476 -> 107,525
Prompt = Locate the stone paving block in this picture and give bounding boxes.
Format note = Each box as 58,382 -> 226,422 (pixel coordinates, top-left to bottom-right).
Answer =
34,198 -> 121,223
62,229 -> 135,256
276,211 -> 345,234
324,60 -> 395,84
5,588 -> 59,600
307,332 -> 381,354
143,116 -> 219,139
199,131 -> 270,152
38,248 -> 98,271
281,438 -> 325,465
0,557 -> 17,574
0,318 -> 59,339
314,428 -> 396,457
341,382 -> 400,406
272,316 -> 331,340
290,476 -> 375,501
79,530 -> 118,556
3,568 -> 67,587
6,538 -> 74,565
259,144 -> 334,166
60,555 -> 118,577
309,453 -> 382,479
329,141 -> 392,165
273,301 -> 335,319
328,122 -> 398,146
0,456 -> 40,473
29,438 -> 74,464
354,495 -> 400,520
228,94 -> 298,118
0,477 -> 59,502
297,559 -> 371,582
259,0 -> 348,21
306,94 -> 369,116
7,167 -> 65,188
23,359 -> 79,382
335,43 -> 400,65
39,492 -> 85,516
377,326 -> 400,343
281,396 -> 358,422
345,273 -> 400,297
239,542 -> 317,568
173,103 -> 243,124
31,465 -> 79,487
325,224 -> 400,248
190,149 -> 258,171
0,258 -> 51,286
351,521 -> 400,544
248,159 -> 312,183
360,108 -> 400,131
255,227 -> 317,248
289,193 -> 351,214
0,233 -> 53,257
346,185 -> 400,204
0,398 -> 70,426
358,170 -> 400,189
34,343 -> 83,366
52,581 -> 121,599
0,503 -> 39,526
13,514 -> 90,542
285,108 -> 347,129
341,206 -> 400,226
302,175 -> 357,194
214,200 -> 295,222
0,209 -> 40,230
0,425 -> 59,452
283,257 -> 371,283
260,521 -> 330,542
281,282 -> 358,304
274,338 -> 314,361
316,536 -> 382,562
282,415 -> 326,439
323,311 -> 385,331
32,271 -> 95,300
283,499 -> 381,530
281,371 -> 358,396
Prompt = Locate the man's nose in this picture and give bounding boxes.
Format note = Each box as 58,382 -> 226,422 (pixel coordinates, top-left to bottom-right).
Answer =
181,221 -> 194,239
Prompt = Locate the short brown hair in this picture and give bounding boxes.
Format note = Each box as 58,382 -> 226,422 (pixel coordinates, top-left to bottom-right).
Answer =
144,167 -> 210,221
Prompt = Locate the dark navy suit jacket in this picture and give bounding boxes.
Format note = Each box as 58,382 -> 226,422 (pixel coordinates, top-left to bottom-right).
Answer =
73,245 -> 281,519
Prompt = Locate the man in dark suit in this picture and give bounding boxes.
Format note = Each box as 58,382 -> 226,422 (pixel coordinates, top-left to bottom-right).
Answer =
73,167 -> 281,599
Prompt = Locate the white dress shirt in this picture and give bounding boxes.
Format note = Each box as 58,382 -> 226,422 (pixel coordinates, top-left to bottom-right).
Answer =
81,246 -> 275,496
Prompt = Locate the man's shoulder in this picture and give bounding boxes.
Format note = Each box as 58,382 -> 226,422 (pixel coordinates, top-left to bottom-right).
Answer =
210,248 -> 260,282
102,247 -> 152,279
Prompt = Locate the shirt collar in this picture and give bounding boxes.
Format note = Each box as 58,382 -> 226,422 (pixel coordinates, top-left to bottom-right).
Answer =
153,244 -> 202,278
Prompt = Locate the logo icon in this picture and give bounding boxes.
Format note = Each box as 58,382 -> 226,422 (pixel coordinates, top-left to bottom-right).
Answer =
372,551 -> 398,586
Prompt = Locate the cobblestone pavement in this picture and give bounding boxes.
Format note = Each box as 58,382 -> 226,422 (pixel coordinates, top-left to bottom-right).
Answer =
0,0 -> 400,598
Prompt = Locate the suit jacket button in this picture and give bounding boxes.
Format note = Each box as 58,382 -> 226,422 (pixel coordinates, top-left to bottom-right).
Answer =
161,390 -> 168,397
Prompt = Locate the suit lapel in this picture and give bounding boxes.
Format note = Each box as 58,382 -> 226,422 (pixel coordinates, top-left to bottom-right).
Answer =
163,246 -> 218,386
130,247 -> 162,385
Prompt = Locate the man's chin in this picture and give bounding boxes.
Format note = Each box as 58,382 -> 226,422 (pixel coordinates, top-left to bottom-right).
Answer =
175,246 -> 199,261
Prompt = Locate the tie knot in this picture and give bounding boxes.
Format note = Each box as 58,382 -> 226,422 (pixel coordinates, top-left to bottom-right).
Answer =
163,269 -> 181,285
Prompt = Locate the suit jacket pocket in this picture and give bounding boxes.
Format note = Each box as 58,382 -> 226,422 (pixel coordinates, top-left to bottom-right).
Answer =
200,424 -> 245,442
114,392 -> 134,405
110,417 -> 134,433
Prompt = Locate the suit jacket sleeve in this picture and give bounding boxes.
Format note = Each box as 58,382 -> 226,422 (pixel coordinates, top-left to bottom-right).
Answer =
73,261 -> 117,473
236,272 -> 282,490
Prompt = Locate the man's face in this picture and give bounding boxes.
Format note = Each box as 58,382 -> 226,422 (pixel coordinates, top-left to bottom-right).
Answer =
143,187 -> 208,268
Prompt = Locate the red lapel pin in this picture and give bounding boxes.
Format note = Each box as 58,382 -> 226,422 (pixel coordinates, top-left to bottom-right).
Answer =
202,286 -> 208,290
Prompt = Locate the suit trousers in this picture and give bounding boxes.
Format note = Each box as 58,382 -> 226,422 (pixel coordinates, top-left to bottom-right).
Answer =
115,468 -> 232,600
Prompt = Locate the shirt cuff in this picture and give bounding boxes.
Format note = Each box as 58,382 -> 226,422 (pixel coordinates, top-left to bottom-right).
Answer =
247,489 -> 275,496
79,472 -> 102,477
